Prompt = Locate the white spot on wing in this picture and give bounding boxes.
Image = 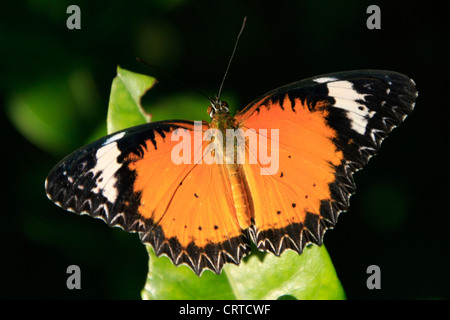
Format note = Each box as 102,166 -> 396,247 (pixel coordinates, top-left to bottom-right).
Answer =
313,76 -> 337,83
103,132 -> 126,146
89,141 -> 122,203
327,80 -> 374,135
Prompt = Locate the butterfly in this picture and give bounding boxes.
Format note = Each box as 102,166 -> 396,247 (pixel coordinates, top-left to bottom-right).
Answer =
45,70 -> 417,275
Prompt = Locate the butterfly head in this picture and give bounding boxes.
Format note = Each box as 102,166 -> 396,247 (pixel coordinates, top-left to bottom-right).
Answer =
208,96 -> 230,118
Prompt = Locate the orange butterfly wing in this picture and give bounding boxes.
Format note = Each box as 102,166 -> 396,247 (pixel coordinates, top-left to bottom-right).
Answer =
235,70 -> 417,255
236,97 -> 343,253
132,133 -> 249,274
45,120 -> 249,275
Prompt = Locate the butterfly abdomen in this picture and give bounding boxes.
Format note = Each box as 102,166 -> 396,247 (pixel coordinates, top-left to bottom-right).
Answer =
210,113 -> 253,230
226,163 -> 252,230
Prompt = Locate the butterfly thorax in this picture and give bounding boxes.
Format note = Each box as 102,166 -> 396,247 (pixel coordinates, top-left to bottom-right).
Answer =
208,98 -> 241,160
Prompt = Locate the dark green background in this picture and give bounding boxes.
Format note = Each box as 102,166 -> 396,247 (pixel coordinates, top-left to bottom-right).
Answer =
1,0 -> 448,299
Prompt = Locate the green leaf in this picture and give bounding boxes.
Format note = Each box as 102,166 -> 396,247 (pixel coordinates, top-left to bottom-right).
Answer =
107,66 -> 156,134
142,246 -> 235,300
224,245 -> 346,300
142,244 -> 346,300
106,67 -> 346,300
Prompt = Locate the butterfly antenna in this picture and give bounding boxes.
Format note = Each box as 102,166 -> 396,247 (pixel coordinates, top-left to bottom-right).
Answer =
217,16 -> 247,100
136,57 -> 210,101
